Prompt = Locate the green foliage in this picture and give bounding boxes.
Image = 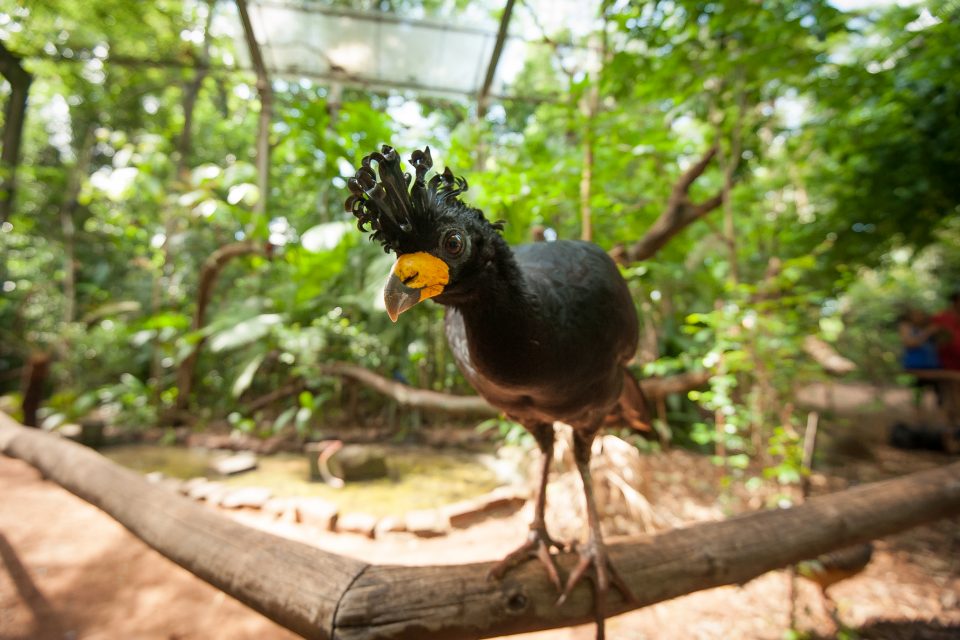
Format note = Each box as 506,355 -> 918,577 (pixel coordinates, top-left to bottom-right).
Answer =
1,0 -> 957,476
476,417 -> 533,448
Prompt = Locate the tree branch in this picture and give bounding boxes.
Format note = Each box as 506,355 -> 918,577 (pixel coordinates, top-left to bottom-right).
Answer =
616,145 -> 724,263
174,240 -> 266,412
320,362 -> 497,414
314,363 -> 710,416
1,412 -> 958,639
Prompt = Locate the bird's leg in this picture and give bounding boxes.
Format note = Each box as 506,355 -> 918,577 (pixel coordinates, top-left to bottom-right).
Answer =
488,422 -> 564,591
821,588 -> 843,635
559,429 -> 636,639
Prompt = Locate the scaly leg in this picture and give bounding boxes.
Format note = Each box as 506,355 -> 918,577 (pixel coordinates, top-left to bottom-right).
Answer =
559,429 -> 636,640
488,422 -> 564,591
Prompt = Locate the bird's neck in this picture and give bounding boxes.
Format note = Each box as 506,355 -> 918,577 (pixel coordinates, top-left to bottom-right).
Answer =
447,238 -> 544,369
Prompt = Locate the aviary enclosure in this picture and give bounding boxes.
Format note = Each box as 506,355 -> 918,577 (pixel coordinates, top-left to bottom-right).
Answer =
1,1 -> 959,639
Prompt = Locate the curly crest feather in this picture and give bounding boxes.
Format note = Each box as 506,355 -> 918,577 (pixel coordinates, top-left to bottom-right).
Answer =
344,145 -> 501,253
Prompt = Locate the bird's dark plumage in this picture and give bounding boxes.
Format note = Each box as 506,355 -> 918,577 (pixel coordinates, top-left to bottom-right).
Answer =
346,145 -> 647,638
445,239 -> 639,428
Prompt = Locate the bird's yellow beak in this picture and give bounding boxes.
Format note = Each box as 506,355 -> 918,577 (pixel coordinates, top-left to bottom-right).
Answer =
383,252 -> 449,322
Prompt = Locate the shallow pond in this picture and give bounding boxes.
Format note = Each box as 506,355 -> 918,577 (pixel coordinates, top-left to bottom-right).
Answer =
103,444 -> 504,517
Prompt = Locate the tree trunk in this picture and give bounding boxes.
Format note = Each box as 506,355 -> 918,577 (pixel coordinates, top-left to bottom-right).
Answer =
0,42 -> 32,224
1,412 -> 958,639
149,1 -> 215,381
236,0 -> 273,221
19,354 -> 50,427
60,130 -> 95,325
578,83 -> 598,242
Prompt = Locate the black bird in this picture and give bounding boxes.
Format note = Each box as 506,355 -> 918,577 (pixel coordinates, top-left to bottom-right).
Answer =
345,145 -> 648,636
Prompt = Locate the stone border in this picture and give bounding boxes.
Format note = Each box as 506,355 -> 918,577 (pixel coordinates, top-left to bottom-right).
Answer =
146,472 -> 528,539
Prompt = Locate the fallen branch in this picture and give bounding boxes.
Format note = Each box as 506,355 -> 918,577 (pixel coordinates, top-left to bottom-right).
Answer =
314,363 -> 711,416
2,412 -> 958,640
319,362 -> 496,414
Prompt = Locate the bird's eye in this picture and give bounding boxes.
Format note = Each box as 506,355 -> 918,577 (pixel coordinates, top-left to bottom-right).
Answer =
443,231 -> 464,257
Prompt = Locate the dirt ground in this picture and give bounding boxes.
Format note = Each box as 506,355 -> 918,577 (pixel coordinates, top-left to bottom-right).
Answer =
2,383 -> 960,640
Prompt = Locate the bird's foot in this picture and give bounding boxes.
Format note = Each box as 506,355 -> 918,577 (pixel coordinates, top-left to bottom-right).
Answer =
557,538 -> 636,640
487,526 -> 565,592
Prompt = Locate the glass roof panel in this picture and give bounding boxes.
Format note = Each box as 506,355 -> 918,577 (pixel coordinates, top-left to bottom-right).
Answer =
218,0 -> 598,101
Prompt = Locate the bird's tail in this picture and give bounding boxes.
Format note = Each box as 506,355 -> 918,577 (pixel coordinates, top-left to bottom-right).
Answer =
606,367 -> 655,438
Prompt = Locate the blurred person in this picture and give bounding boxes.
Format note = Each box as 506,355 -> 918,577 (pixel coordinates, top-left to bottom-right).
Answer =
898,307 -> 942,411
899,308 -> 941,370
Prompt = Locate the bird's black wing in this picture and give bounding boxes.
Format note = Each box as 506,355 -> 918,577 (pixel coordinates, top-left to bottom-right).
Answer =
511,241 -> 639,426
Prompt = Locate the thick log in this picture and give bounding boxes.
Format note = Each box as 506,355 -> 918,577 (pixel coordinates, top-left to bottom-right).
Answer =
2,412 -> 959,639
0,411 -> 363,639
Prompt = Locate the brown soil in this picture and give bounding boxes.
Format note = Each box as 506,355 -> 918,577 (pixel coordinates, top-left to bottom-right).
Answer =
2,383 -> 959,639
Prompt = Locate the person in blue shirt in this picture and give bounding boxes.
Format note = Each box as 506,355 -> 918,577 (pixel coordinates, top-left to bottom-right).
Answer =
898,307 -> 943,411
899,308 -> 941,370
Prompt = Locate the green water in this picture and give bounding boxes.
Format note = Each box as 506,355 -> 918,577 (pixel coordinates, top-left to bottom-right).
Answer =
103,444 -> 503,517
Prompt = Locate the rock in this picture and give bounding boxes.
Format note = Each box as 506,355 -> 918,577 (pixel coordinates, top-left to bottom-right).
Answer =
0,395 -> 18,414
442,487 -> 528,529
145,472 -> 182,494
79,419 -> 106,448
263,497 -> 298,520
186,479 -> 227,503
375,516 -> 406,536
220,486 -> 273,509
296,498 -> 339,530
181,477 -> 207,496
210,452 -> 258,476
336,512 -> 379,538
405,509 -> 449,538
307,441 -> 388,484
332,445 -> 388,481
59,423 -> 82,440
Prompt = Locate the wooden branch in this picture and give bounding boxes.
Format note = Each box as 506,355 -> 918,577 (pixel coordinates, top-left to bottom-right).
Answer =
2,412 -> 959,639
617,145 -> 724,263
319,362 -> 497,414
315,363 -> 711,416
638,369 -> 710,398
0,41 -> 32,223
174,240 -> 266,412
242,379 -> 307,413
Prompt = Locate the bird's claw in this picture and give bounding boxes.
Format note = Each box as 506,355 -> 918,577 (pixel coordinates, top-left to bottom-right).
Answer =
556,539 -> 636,607
487,526 -> 565,592
554,540 -> 636,640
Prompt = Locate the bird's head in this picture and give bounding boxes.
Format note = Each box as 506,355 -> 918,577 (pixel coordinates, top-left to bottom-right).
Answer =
344,145 -> 504,322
